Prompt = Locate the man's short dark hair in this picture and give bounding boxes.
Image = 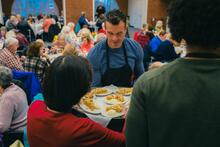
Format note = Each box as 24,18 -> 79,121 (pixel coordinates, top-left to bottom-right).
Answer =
168,0 -> 220,49
106,9 -> 127,25
43,55 -> 92,112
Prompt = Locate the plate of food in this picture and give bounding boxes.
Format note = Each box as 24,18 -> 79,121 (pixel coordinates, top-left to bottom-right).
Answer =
101,104 -> 124,118
104,94 -> 127,105
116,88 -> 133,96
79,98 -> 101,114
82,91 -> 94,99
92,88 -> 112,96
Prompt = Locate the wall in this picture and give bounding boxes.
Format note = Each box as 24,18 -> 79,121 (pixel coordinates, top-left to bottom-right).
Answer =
147,0 -> 169,27
128,0 -> 147,28
65,0 -> 93,24
2,0 -> 62,17
2,0 -> 13,17
2,0 -> 170,29
116,0 -> 128,15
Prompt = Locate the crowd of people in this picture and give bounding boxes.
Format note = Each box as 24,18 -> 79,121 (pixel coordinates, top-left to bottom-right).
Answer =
0,0 -> 220,146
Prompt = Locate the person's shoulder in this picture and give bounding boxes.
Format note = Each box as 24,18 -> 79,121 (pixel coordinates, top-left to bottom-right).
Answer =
1,84 -> 25,101
124,38 -> 140,46
28,100 -> 45,114
87,39 -> 106,59
124,38 -> 143,57
138,59 -> 181,84
125,38 -> 142,50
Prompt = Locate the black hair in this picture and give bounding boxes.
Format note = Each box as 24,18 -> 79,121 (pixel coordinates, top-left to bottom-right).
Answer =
106,9 -> 127,25
43,55 -> 92,112
168,0 -> 220,49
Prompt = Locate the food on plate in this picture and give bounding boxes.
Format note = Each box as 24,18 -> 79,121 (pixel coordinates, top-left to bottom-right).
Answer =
82,98 -> 99,111
104,104 -> 124,117
82,92 -> 94,99
106,94 -> 125,102
116,88 -> 133,95
106,104 -> 123,113
93,88 -> 109,95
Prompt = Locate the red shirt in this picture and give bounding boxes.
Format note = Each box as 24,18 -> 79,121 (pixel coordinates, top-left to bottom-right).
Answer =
80,43 -> 94,54
27,101 -> 125,147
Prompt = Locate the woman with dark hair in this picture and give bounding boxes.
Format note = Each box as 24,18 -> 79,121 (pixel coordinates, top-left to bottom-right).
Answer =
23,41 -> 49,82
125,0 -> 220,146
27,55 -> 125,147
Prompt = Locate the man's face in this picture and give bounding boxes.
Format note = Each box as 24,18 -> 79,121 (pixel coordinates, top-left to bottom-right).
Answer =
105,21 -> 127,49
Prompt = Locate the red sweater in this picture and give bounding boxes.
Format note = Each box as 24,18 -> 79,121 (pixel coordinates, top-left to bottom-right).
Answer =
27,101 -> 125,147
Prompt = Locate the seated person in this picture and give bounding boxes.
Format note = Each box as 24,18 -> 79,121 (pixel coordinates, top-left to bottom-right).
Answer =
80,33 -> 94,56
78,12 -> 90,29
0,66 -> 28,133
63,43 -> 81,56
136,24 -> 154,49
0,37 -> 24,71
152,39 -> 180,62
23,41 -> 49,82
149,31 -> 166,53
27,55 -> 125,147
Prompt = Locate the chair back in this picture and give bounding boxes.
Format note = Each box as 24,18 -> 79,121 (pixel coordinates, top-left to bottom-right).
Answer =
12,70 -> 42,104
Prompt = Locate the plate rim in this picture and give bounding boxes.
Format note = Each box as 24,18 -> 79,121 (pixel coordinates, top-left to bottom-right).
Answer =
104,95 -> 128,105
101,108 -> 124,118
79,101 -> 101,114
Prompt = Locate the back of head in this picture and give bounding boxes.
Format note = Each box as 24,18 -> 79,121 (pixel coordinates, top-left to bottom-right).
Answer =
0,66 -> 12,89
43,55 -> 92,112
5,37 -> 18,48
61,26 -> 71,34
67,22 -> 75,29
63,44 -> 79,56
27,41 -> 42,57
0,26 -> 7,32
106,9 -> 127,25
36,39 -> 45,47
6,30 -> 16,38
168,0 -> 220,49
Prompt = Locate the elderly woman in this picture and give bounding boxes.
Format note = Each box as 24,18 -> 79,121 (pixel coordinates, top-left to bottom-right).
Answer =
27,55 -> 125,147
23,41 -> 49,82
125,0 -> 220,146
0,66 -> 28,133
67,22 -> 77,41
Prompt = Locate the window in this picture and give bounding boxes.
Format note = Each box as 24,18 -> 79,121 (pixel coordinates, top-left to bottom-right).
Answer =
95,0 -> 119,14
11,0 -> 59,18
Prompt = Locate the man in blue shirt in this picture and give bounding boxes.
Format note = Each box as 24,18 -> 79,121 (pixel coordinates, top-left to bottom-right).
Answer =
87,9 -> 144,87
78,12 -> 89,29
